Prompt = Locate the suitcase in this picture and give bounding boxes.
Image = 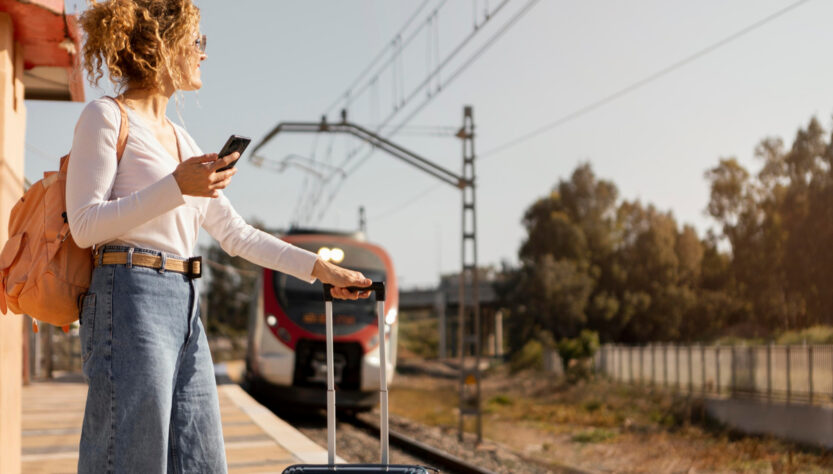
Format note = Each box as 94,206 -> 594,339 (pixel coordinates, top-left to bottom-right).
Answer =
282,282 -> 439,474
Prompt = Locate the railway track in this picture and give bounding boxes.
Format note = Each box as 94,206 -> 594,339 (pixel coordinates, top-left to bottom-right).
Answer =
246,381 -> 573,473
342,413 -> 497,474
254,396 -> 501,473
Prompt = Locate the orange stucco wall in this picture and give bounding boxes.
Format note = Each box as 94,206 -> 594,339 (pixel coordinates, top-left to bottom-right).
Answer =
0,11 -> 25,474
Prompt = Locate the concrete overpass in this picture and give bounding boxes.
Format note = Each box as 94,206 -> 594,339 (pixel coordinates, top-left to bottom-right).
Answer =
398,271 -> 503,359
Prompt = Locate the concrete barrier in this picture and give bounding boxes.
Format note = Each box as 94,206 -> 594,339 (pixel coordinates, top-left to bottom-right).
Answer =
705,397 -> 833,448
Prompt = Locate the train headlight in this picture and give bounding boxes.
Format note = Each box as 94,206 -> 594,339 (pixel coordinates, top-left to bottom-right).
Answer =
266,314 -> 277,327
317,246 -> 345,263
385,308 -> 398,325
317,247 -> 332,261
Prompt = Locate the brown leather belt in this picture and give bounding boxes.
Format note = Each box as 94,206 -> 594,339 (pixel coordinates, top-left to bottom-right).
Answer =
94,252 -> 202,278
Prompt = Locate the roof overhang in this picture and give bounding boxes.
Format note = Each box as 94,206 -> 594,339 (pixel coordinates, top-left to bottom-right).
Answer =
0,0 -> 84,102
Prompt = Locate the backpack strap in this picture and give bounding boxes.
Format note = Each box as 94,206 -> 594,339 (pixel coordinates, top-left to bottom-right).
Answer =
78,97 -> 129,254
105,96 -> 129,164
58,96 -> 129,173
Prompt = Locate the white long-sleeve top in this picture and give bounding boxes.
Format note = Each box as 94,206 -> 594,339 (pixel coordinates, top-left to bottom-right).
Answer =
66,97 -> 317,283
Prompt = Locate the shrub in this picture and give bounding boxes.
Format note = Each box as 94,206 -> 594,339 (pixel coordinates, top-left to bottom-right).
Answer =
571,428 -> 616,443
510,339 -> 544,372
776,326 -> 833,345
489,394 -> 514,406
398,318 -> 439,358
582,399 -> 602,412
557,330 -> 600,372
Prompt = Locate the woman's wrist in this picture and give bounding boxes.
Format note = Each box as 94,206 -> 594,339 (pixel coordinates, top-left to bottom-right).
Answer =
171,168 -> 184,193
311,257 -> 329,282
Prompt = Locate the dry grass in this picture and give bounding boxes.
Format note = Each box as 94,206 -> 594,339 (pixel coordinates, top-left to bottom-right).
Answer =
387,381 -> 458,427
390,361 -> 833,473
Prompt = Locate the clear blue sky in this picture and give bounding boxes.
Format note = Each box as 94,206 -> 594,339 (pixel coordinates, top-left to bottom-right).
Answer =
24,0 -> 833,287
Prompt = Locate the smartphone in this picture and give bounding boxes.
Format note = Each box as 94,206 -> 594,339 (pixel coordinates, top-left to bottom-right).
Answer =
216,135 -> 251,172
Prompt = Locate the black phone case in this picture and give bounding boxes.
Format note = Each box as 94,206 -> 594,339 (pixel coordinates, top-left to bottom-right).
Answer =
217,135 -> 251,171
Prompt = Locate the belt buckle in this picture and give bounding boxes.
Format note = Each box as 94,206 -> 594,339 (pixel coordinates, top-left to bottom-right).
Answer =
188,256 -> 202,279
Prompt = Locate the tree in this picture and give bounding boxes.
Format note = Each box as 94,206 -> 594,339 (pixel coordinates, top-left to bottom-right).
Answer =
704,116 -> 833,334
503,162 -> 737,349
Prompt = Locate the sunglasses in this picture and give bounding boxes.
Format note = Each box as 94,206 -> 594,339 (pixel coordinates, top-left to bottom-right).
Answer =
194,34 -> 207,53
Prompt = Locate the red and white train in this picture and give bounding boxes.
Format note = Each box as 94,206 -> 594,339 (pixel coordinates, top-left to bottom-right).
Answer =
245,229 -> 399,409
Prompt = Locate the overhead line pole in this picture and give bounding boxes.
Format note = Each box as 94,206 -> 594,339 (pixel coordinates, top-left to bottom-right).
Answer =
252,115 -> 467,189
457,106 -> 481,443
250,107 -> 483,443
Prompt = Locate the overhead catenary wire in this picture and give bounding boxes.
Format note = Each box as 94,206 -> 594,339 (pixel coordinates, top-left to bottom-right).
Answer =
366,0 -> 815,221
340,0 -> 450,114
360,0 -> 513,140
325,0 -> 449,119
479,0 -> 814,159
334,0 -> 512,176
344,0 -> 540,177
323,0 -> 433,117
253,0 -> 514,225
370,181 -> 445,222
371,124 -> 458,137
309,0 -> 523,222
256,1 -> 450,225
25,142 -> 57,163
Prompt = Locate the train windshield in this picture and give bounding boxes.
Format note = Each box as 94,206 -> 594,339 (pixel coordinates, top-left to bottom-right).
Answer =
272,242 -> 387,336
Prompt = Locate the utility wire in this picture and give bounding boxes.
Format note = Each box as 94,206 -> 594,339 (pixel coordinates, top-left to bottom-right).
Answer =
312,0 -> 531,223
328,0 -> 517,189
336,1 -> 451,115
345,0 -> 540,176
479,0 -> 814,159
371,182 -> 445,222
259,0 -> 505,224
381,0 -> 542,145
368,0 -> 814,221
371,124 -> 458,136
365,0 -> 513,138
335,0 -> 512,176
275,1 -> 448,225
343,0 -> 448,115
25,142 -> 57,163
323,0 -> 437,117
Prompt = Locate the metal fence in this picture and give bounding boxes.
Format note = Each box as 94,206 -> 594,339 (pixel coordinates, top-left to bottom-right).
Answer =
594,343 -> 833,404
25,322 -> 84,380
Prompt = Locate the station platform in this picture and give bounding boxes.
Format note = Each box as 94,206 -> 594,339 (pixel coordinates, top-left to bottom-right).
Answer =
21,363 -> 337,473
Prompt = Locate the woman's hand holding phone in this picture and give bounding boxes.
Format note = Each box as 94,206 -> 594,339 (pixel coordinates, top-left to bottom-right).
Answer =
172,152 -> 238,198
216,135 -> 251,172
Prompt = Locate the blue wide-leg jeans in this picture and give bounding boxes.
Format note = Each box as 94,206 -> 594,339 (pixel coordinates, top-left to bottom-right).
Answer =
78,246 -> 227,473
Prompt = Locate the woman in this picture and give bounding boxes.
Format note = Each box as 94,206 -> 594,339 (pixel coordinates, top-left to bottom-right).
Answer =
68,1 -> 370,472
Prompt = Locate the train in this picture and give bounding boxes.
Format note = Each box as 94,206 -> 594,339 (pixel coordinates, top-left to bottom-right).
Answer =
244,228 -> 399,409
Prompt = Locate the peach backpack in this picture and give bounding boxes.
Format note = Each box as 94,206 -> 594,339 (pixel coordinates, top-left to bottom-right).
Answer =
0,97 -> 128,332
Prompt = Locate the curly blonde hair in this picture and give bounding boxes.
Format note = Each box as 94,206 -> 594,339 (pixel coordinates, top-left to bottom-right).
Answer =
79,0 -> 201,92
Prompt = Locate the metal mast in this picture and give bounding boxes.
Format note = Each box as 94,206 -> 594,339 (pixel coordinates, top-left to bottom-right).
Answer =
249,106 -> 482,444
456,106 -> 481,443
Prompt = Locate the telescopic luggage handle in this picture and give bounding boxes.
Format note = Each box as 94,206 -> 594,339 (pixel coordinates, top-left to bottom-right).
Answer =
321,281 -> 390,467
322,282 -> 386,301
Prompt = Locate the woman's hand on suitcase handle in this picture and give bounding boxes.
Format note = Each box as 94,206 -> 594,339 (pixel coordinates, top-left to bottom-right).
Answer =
312,258 -> 372,300
172,153 -> 238,198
